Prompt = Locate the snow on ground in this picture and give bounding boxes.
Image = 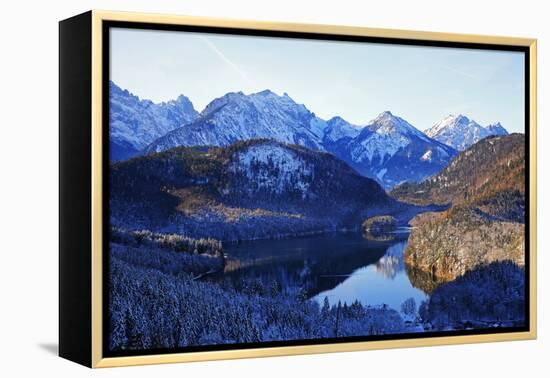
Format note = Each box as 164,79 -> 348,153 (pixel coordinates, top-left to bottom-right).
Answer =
231,143 -> 313,195
421,150 -> 433,161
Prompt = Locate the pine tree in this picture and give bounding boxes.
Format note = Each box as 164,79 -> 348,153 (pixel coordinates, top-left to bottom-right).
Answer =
321,297 -> 330,319
334,300 -> 342,337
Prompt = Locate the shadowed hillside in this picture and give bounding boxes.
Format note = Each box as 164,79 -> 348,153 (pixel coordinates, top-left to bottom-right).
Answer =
110,139 -> 417,241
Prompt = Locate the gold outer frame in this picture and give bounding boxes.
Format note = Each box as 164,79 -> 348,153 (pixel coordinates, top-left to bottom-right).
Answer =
90,9 -> 537,368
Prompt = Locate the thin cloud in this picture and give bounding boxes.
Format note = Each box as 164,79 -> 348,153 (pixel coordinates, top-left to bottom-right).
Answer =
442,65 -> 481,80
198,36 -> 256,88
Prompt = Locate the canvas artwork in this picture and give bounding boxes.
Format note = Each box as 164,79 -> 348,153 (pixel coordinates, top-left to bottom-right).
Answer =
106,26 -> 528,355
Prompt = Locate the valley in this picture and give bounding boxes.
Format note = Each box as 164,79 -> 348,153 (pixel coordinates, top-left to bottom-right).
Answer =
107,82 -> 526,351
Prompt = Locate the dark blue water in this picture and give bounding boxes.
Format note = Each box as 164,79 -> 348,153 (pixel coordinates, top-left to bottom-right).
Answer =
222,231 -> 427,312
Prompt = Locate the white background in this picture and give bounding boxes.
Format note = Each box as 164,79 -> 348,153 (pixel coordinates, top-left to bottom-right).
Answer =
0,0 -> 547,376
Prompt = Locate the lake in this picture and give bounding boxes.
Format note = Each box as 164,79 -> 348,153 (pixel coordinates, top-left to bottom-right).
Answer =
221,231 -> 428,312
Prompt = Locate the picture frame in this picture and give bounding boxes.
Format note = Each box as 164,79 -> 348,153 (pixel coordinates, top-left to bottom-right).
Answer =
59,10 -> 537,368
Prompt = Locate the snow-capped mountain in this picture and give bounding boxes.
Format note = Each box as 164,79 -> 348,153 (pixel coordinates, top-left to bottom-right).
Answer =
113,83 -> 462,188
144,90 -> 328,154
425,114 -> 508,151
322,116 -> 361,143
143,92 -> 456,188
109,81 -> 199,160
335,111 -> 457,188
486,122 -> 508,136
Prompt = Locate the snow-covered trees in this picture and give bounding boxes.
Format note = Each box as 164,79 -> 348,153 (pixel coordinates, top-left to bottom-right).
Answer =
419,261 -> 525,330
110,228 -> 223,257
401,297 -> 417,317
110,242 -> 223,278
109,248 -> 405,351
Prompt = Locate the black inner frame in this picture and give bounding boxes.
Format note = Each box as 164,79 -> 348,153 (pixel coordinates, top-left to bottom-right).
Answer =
102,20 -> 531,358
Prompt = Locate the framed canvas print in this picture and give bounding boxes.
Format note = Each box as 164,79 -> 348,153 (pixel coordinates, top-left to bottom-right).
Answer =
59,10 -> 537,368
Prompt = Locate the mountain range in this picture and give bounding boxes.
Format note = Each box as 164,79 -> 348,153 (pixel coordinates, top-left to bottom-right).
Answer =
109,82 -> 199,161
110,81 -> 510,188
144,89 -> 328,153
334,111 -> 457,188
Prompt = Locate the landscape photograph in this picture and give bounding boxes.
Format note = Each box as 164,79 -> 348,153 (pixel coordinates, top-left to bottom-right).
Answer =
107,27 -> 527,353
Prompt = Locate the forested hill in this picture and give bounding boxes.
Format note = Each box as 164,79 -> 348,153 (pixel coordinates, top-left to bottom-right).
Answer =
396,134 -> 526,286
110,139 -> 412,241
391,134 -> 525,211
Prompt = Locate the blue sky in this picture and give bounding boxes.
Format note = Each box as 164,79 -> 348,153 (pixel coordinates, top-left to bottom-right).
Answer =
110,27 -> 525,133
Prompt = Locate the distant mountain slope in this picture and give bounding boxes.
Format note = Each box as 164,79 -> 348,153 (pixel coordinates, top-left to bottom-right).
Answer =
142,90 -> 456,189
334,112 -> 457,188
425,114 -> 508,151
486,122 -> 508,136
113,83 -> 469,188
109,81 -> 199,160
111,139 -> 413,241
144,90 -> 328,154
322,116 -> 361,143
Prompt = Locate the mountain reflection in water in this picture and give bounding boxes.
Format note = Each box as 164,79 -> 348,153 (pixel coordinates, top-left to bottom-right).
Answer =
220,232 -> 428,312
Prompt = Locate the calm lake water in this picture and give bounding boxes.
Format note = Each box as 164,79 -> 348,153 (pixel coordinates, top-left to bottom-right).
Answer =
222,232 -> 427,312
